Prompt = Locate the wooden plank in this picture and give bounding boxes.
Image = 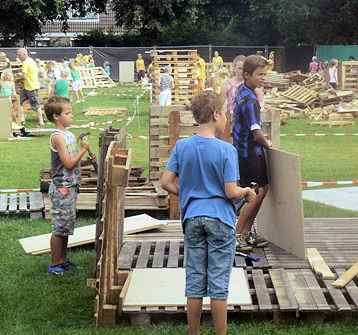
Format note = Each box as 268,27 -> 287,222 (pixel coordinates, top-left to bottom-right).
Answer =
152,240 -> 166,268
167,241 -> 180,268
301,269 -> 330,311
252,248 -> 269,268
118,241 -> 138,270
0,97 -> 11,139
336,268 -> 358,308
323,278 -> 351,311
135,241 -> 152,268
307,248 -> 336,280
269,269 -> 298,311
0,194 -> 8,212
8,193 -> 18,213
252,269 -> 272,311
18,192 -> 28,211
257,149 -> 306,259
29,192 -> 44,211
332,262 -> 358,288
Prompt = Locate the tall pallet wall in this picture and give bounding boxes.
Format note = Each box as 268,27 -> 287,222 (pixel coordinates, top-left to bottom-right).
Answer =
341,61 -> 358,91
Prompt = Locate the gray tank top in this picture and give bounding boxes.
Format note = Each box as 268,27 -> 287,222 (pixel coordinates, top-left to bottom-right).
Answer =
50,129 -> 81,187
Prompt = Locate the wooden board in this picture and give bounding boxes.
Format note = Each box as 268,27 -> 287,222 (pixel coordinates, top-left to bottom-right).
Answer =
0,97 -> 11,139
122,268 -> 251,307
19,214 -> 168,255
306,248 -> 336,279
256,149 -> 305,259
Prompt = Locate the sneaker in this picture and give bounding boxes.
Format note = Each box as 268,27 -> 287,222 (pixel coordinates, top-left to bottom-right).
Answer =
236,234 -> 253,252
246,231 -> 269,248
63,260 -> 76,271
48,264 -> 65,275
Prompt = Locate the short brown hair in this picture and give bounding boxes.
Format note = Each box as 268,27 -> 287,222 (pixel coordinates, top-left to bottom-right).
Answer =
243,55 -> 268,76
190,90 -> 225,124
44,96 -> 71,122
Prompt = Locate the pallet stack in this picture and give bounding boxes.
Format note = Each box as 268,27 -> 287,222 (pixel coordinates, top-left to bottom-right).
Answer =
79,67 -> 116,89
151,50 -> 198,104
95,141 -> 131,326
341,61 -> 358,91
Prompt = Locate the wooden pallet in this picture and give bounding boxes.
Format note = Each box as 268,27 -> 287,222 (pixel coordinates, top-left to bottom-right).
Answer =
341,61 -> 358,91
0,192 -> 43,218
80,67 -> 116,89
281,85 -> 318,105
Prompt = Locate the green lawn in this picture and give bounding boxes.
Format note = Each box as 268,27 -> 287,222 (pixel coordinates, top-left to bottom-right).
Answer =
1,84 -> 358,334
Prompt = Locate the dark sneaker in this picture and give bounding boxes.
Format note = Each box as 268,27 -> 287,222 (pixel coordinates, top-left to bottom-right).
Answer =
48,264 -> 65,275
246,232 -> 269,248
236,234 -> 253,252
63,260 -> 76,271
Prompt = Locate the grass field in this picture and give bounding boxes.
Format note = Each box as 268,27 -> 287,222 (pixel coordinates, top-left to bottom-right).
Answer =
1,84 -> 358,334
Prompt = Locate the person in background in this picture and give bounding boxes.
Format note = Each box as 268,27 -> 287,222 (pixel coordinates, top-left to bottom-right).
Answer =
69,61 -> 84,103
309,56 -> 319,74
159,65 -> 174,106
212,51 -> 224,73
52,70 -> 70,99
197,53 -> 206,91
103,61 -> 112,77
328,58 -> 339,90
135,54 -> 146,82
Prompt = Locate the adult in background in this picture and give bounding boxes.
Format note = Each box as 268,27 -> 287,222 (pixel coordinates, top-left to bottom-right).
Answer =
135,54 -> 145,82
212,51 -> 224,73
328,58 -> 339,90
309,56 -> 319,74
197,53 -> 206,91
16,48 -> 44,127
159,66 -> 174,106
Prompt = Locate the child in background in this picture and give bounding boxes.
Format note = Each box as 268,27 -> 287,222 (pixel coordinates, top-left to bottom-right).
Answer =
52,70 -> 70,99
328,59 -> 339,90
0,71 -> 20,129
159,66 -> 174,106
69,61 -> 84,103
44,96 -> 90,275
161,91 -> 256,335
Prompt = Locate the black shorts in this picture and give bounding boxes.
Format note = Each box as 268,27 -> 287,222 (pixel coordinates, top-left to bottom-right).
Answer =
238,155 -> 268,188
20,89 -> 40,110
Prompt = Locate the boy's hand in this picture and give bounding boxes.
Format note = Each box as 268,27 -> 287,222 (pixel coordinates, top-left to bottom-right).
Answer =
78,136 -> 90,151
245,188 -> 256,202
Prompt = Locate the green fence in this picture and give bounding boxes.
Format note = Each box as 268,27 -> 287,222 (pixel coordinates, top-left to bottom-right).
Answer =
316,45 -> 358,61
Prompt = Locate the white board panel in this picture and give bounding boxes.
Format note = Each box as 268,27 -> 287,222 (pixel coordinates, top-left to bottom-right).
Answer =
0,97 -> 12,139
123,268 -> 251,307
119,61 -> 135,82
256,149 -> 305,259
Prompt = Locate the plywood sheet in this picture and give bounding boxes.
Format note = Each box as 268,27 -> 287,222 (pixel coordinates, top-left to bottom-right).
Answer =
0,97 -> 11,139
123,268 -> 251,307
119,61 -> 135,82
256,149 -> 305,259
19,214 -> 167,255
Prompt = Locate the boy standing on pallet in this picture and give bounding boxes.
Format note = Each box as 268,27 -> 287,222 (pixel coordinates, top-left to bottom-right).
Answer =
233,55 -> 272,248
44,96 -> 90,275
160,91 -> 256,335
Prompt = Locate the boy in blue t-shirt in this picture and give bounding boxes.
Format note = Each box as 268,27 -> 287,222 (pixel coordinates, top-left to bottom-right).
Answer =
161,91 -> 256,335
232,55 -> 272,248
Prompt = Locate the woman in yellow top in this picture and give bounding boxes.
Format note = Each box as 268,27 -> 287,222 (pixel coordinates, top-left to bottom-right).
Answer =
197,53 -> 206,91
212,51 -> 224,72
135,54 -> 146,82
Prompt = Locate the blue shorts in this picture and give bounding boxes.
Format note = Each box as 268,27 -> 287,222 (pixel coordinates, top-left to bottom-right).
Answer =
184,216 -> 236,300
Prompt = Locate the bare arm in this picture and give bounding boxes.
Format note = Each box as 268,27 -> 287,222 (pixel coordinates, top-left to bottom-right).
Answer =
52,134 -> 88,170
160,170 -> 179,196
225,182 -> 256,202
253,129 -> 272,149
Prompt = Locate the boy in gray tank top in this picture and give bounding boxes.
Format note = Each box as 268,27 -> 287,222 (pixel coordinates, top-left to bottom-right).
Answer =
44,96 -> 90,275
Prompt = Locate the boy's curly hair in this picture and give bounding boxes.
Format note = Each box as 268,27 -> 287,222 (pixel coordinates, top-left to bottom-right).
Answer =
44,96 -> 71,123
190,90 -> 225,124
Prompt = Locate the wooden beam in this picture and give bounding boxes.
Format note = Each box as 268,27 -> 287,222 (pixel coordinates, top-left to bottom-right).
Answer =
306,248 -> 336,280
332,262 -> 358,288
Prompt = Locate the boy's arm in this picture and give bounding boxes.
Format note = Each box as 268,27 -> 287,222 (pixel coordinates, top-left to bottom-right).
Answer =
253,129 -> 272,149
225,182 -> 256,202
160,170 -> 179,195
52,134 -> 89,170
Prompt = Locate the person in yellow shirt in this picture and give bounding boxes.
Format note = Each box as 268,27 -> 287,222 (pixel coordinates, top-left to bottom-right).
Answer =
197,53 -> 206,91
16,48 -> 44,127
135,54 -> 146,82
212,51 -> 224,72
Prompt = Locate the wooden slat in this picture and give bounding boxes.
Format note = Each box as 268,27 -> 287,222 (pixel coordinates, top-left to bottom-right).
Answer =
336,268 -> 358,308
333,263 -> 358,288
252,269 -> 272,311
8,193 -> 18,212
323,277 -> 351,311
307,248 -> 336,280
0,194 -> 8,212
152,241 -> 166,268
18,192 -> 28,211
167,241 -> 180,268
269,269 -> 298,311
252,248 -> 269,268
135,241 -> 152,268
118,241 -> 138,270
29,192 -> 44,211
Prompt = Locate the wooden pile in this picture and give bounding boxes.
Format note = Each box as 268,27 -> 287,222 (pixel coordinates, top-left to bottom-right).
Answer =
95,141 -> 130,326
0,52 -> 10,72
84,107 -> 128,117
79,67 -> 116,89
151,49 -> 198,105
341,61 -> 358,91
264,72 -> 290,90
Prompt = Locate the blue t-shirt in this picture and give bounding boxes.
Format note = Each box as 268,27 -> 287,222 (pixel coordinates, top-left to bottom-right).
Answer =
232,84 -> 264,159
166,135 -> 239,228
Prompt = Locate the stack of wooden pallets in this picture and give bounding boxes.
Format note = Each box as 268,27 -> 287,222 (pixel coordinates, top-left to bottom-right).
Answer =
151,49 -> 198,104
341,61 -> 358,91
280,85 -> 319,106
79,67 -> 116,89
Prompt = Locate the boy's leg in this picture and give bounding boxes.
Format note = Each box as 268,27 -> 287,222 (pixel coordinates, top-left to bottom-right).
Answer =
50,234 -> 65,264
187,298 -> 203,335
211,299 -> 227,335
